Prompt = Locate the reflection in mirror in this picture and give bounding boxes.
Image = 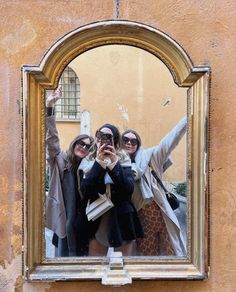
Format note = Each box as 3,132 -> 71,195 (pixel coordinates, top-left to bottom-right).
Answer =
45,45 -> 188,258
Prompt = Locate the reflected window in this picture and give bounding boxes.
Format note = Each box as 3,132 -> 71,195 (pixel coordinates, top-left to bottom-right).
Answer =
55,66 -> 80,120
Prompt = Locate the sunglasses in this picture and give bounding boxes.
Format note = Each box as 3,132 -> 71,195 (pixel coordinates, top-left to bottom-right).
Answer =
76,141 -> 92,151
122,136 -> 138,146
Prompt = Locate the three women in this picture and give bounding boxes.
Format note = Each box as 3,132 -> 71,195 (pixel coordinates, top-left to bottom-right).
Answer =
46,89 -> 186,256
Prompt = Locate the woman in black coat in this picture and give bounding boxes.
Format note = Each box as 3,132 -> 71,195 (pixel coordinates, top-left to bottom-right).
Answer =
79,124 -> 143,256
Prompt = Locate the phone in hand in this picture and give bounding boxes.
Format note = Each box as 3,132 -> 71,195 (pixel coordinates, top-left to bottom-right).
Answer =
100,133 -> 113,155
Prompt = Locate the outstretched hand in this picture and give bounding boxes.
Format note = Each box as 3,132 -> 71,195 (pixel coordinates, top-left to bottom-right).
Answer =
46,87 -> 62,107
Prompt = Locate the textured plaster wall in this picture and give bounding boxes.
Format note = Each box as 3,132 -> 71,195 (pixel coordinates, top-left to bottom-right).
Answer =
0,0 -> 235,291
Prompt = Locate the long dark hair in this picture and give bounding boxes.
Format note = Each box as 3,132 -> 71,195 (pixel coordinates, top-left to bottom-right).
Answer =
66,134 -> 94,172
121,129 -> 142,161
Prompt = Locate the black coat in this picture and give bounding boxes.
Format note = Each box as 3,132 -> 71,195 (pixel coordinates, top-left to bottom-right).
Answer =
52,168 -> 89,256
80,160 -> 144,247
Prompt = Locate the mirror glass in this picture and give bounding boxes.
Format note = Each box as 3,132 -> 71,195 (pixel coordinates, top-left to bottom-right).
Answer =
45,44 -> 188,258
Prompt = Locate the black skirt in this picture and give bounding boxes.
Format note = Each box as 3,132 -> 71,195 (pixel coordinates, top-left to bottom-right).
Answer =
89,201 -> 144,248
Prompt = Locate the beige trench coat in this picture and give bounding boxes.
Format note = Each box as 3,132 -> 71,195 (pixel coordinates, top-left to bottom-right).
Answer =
132,117 -> 187,256
45,115 -> 67,238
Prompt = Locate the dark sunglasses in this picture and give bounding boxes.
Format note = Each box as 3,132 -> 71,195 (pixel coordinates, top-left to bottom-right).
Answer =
122,136 -> 138,146
96,131 -> 113,142
76,141 -> 92,151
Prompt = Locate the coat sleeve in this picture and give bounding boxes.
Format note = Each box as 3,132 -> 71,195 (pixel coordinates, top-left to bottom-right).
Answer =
80,161 -> 134,201
80,161 -> 107,200
46,115 -> 62,166
108,162 -> 134,195
151,116 -> 187,170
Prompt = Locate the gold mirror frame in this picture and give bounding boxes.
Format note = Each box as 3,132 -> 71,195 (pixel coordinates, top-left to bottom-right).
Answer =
22,20 -> 210,283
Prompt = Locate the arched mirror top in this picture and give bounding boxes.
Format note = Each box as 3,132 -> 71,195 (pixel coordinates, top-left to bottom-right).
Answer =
23,20 -> 209,87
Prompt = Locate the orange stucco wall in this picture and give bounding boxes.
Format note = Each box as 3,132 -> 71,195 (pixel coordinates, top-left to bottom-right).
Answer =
0,1 -> 236,291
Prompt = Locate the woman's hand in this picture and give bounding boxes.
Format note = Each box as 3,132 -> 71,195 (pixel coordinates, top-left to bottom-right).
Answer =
104,145 -> 117,163
46,87 -> 62,107
97,144 -> 117,163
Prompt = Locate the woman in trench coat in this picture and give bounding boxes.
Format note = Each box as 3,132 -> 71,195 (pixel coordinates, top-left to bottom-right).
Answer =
121,117 -> 187,256
46,88 -> 94,256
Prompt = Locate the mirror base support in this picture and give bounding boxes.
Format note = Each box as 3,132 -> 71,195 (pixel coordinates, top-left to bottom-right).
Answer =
101,248 -> 132,286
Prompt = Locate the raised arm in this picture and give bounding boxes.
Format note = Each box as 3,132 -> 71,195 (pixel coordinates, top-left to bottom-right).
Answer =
151,116 -> 187,169
46,88 -> 63,165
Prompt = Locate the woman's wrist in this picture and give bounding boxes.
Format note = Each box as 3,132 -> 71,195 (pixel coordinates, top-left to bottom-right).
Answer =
107,158 -> 118,170
95,157 -> 108,169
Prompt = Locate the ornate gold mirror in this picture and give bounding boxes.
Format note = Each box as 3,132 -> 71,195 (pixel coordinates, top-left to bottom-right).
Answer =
22,20 -> 210,284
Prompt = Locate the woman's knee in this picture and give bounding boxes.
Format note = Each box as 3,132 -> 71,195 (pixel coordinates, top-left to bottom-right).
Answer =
89,239 -> 108,256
